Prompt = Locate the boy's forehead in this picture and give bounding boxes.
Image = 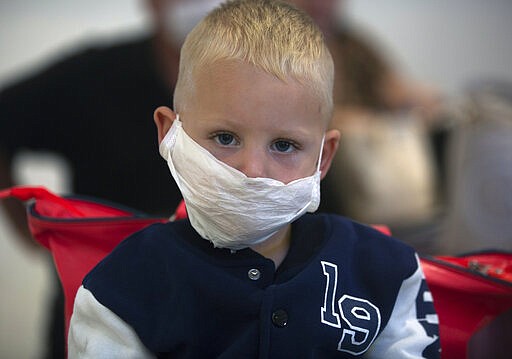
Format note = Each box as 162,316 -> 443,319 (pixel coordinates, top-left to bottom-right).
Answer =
181,60 -> 325,135
192,59 -> 313,102
183,60 -> 328,131
195,59 -> 248,83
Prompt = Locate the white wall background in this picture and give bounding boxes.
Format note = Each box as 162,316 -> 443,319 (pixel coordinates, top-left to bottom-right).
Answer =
0,0 -> 511,357
0,0 -> 150,85
1,0 -> 511,93
347,0 -> 512,95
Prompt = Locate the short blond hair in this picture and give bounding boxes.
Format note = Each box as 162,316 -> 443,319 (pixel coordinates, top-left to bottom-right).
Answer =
174,0 -> 334,122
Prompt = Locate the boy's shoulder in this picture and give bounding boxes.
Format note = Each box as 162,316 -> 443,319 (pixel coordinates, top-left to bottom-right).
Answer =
299,213 -> 418,279
82,220 -> 195,286
303,212 -> 415,255
96,220 -> 189,256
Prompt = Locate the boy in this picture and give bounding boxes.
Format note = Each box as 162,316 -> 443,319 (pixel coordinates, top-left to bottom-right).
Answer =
68,1 -> 440,357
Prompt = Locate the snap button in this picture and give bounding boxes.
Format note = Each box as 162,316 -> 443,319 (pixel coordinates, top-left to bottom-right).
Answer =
248,268 -> 261,280
271,309 -> 288,328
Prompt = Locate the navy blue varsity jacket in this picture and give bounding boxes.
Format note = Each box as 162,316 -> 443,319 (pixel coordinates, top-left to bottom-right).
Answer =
68,213 -> 440,358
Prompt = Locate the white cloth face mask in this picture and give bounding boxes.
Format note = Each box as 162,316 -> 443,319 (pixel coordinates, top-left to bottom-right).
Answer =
159,116 -> 323,250
164,0 -> 224,47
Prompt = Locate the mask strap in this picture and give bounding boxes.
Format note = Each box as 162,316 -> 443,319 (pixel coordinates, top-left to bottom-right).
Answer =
316,134 -> 326,172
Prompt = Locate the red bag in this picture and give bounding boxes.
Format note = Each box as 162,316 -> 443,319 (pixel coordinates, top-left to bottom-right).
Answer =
421,254 -> 512,358
1,186 -> 511,358
0,186 -> 186,339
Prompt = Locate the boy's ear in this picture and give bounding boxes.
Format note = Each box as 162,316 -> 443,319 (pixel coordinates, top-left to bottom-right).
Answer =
154,106 -> 177,144
319,129 -> 340,180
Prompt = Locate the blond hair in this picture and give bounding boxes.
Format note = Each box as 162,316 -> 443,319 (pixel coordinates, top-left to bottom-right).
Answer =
174,0 -> 334,122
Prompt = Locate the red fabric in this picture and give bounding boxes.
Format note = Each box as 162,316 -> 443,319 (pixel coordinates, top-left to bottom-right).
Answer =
1,186 -> 168,339
371,224 -> 392,236
2,186 -> 511,358
422,255 -> 512,358
173,199 -> 188,220
436,252 -> 512,283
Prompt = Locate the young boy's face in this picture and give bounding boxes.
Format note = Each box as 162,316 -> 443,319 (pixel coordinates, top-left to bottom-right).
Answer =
156,60 -> 339,184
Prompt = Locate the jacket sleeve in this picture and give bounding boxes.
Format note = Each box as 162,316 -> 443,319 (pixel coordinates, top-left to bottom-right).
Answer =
68,286 -> 155,359
365,255 -> 440,359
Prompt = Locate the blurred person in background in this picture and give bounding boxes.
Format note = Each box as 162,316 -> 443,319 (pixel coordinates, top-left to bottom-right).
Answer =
286,0 -> 447,253
439,80 -> 512,254
0,1 -> 223,357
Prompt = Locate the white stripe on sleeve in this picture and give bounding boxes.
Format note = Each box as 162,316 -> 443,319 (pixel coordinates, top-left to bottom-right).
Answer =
68,286 -> 155,359
365,255 -> 438,359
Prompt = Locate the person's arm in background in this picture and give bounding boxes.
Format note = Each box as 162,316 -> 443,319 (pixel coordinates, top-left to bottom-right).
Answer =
377,70 -> 443,122
0,52 -> 77,249
0,148 -> 35,247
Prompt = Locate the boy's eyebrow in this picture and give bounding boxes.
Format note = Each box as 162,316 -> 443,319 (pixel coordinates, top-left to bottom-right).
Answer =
204,117 -> 317,138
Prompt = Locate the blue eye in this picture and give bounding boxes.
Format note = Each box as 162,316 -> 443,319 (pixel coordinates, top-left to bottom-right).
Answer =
272,140 -> 294,153
214,133 -> 237,146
